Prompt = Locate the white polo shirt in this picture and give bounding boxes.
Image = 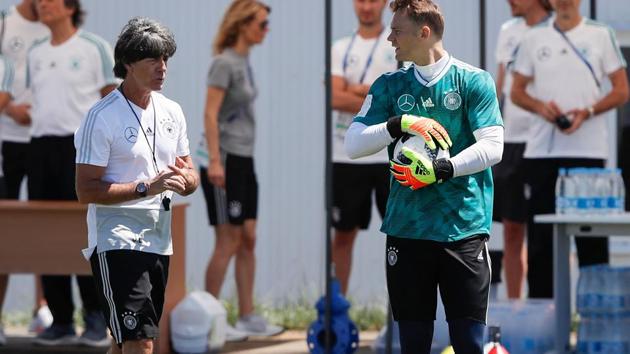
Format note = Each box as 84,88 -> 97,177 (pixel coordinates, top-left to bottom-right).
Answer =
0,6 -> 49,143
495,17 -> 540,144
27,29 -> 116,137
513,18 -> 626,159
331,30 -> 397,163
75,89 -> 191,259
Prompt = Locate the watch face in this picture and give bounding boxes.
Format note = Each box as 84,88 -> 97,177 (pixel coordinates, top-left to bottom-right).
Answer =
136,182 -> 148,195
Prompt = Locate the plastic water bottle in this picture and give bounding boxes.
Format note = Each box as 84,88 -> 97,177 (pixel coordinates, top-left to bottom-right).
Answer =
555,168 -> 567,214
565,168 -> 578,214
600,313 -> 628,353
610,168 -> 626,213
577,266 -> 593,315
593,168 -> 609,214
573,168 -> 589,214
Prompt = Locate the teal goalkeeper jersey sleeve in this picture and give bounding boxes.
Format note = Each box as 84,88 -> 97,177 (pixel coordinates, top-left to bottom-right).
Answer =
354,58 -> 503,242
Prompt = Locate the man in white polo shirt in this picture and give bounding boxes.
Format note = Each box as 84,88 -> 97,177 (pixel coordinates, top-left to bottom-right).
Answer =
0,0 -> 51,337
75,17 -> 198,354
27,0 -> 117,346
330,0 -> 397,294
511,0 -> 629,298
1,0 -> 48,200
492,0 -> 552,299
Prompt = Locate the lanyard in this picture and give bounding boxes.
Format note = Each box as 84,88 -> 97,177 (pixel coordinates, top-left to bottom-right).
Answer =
119,85 -> 158,174
119,85 -> 171,211
552,22 -> 600,88
342,28 -> 384,84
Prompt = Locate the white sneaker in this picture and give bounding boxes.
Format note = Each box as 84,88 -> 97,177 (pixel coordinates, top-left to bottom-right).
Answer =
0,326 -> 6,346
225,324 -> 248,342
235,314 -> 284,337
28,306 -> 53,334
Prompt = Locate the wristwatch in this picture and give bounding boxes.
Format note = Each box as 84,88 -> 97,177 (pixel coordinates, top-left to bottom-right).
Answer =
135,182 -> 149,197
587,106 -> 595,118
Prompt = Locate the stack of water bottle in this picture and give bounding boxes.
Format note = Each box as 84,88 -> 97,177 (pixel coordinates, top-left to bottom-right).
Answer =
576,265 -> 630,353
555,168 -> 626,215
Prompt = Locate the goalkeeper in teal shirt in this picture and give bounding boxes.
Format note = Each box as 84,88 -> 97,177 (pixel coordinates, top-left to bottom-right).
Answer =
345,1 -> 504,353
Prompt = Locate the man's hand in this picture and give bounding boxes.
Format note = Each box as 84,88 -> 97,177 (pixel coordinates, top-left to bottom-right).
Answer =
168,157 -> 198,195
148,171 -> 186,195
5,103 -> 31,126
207,160 -> 225,189
390,147 -> 437,190
400,114 -> 452,150
563,108 -> 590,134
536,100 -> 563,123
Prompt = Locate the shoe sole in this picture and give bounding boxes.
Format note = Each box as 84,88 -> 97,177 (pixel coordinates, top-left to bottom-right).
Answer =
33,336 -> 78,346
78,336 -> 111,347
237,327 -> 285,338
225,334 -> 249,342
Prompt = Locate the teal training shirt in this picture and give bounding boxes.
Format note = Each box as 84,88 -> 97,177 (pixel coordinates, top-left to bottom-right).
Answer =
354,56 -> 503,242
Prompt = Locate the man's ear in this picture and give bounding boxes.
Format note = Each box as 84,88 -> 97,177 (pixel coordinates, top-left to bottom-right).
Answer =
419,25 -> 431,40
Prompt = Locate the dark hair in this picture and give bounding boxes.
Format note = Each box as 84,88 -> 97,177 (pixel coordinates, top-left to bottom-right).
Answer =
389,0 -> 445,39
63,0 -> 85,28
113,17 -> 177,79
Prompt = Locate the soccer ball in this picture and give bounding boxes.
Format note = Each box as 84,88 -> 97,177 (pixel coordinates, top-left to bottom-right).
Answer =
392,133 -> 450,165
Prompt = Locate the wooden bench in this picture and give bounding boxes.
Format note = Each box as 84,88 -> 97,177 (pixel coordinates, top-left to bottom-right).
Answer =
0,200 -> 187,353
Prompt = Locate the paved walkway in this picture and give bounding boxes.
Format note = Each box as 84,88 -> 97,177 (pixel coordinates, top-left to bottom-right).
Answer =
0,328 -> 378,354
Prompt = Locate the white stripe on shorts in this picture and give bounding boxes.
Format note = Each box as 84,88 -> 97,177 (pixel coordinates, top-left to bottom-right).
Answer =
484,242 -> 491,324
98,252 -> 122,343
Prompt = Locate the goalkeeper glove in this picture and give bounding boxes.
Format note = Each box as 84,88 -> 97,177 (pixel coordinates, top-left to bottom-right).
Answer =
390,147 -> 454,190
386,114 -> 452,150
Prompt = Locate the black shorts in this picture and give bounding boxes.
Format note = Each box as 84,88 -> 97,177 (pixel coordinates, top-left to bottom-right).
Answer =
90,250 -> 169,345
332,163 -> 389,231
386,235 -> 491,323
28,135 -> 76,200
492,143 -> 527,223
200,153 -> 258,226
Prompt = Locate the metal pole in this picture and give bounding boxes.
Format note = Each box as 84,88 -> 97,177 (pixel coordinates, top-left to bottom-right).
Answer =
590,0 -> 597,19
324,0 -> 333,352
479,0 -> 487,70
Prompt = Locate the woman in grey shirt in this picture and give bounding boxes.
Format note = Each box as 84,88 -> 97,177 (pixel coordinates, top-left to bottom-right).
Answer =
198,0 -> 282,339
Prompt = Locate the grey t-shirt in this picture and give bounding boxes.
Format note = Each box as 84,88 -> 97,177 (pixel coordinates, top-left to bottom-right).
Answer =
207,48 -> 257,157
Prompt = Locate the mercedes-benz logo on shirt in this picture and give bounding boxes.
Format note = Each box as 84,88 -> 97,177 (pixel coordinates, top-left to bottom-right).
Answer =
397,94 -> 416,112
537,46 -> 552,62
124,127 -> 138,143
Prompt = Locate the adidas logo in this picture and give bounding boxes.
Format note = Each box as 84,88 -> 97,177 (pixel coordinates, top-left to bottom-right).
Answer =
422,97 -> 434,108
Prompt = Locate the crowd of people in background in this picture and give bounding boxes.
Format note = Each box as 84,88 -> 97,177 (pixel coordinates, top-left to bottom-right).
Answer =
0,0 -> 627,352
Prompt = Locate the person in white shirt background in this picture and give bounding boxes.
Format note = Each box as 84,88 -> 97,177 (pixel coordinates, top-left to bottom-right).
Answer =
511,0 -> 629,299
492,0 -> 552,300
330,0 -> 397,295
26,0 -> 117,346
0,0 -> 52,339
